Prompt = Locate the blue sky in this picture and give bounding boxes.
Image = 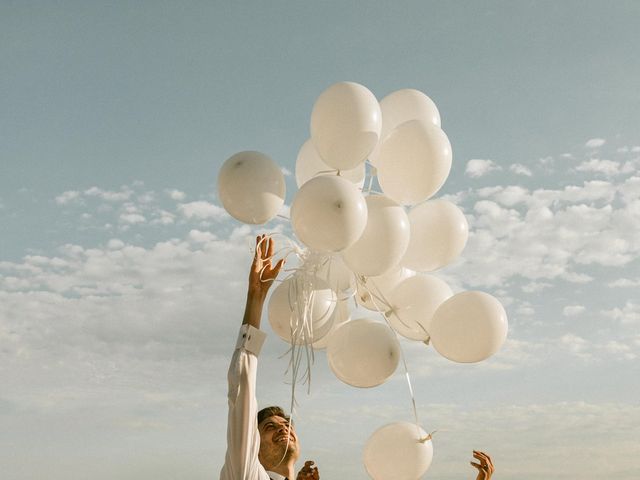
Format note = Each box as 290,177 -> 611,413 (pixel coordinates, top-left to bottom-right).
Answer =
1,2 -> 639,479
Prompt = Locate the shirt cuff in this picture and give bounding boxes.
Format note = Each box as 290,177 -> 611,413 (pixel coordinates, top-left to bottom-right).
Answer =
235,324 -> 267,356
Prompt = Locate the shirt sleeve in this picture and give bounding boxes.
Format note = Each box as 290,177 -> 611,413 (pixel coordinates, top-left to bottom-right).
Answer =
220,324 -> 271,480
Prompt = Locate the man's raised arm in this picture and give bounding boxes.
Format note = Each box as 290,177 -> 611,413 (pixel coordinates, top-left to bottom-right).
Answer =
243,235 -> 285,329
220,235 -> 285,480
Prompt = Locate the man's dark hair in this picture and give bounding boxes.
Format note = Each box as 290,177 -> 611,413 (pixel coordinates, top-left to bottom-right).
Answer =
257,405 -> 289,425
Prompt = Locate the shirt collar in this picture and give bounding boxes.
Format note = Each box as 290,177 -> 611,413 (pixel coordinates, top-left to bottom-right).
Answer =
267,471 -> 288,480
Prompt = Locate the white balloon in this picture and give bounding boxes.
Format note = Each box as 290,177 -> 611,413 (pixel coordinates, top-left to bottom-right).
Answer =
268,276 -> 336,344
430,291 -> 508,363
342,195 -> 410,277
327,318 -> 400,388
310,82 -> 381,170
364,422 -> 433,480
402,199 -> 469,272
218,151 -> 286,224
312,298 -> 352,350
295,139 -> 366,188
377,120 -> 452,205
356,267 -> 414,311
291,175 -> 368,252
315,254 -> 355,293
386,274 -> 453,341
369,89 -> 441,167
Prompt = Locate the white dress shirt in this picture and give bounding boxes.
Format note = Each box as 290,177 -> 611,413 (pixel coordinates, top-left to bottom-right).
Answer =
265,472 -> 288,480
219,324 -> 273,480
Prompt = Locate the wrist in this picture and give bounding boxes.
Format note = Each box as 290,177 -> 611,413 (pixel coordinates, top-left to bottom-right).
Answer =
246,291 -> 267,307
244,293 -> 266,325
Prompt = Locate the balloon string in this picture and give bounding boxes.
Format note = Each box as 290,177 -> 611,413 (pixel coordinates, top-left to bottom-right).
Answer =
255,233 -> 300,286
277,245 -> 326,420
357,276 -> 425,430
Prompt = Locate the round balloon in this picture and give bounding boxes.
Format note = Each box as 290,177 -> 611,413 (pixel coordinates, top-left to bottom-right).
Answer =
315,254 -> 355,293
342,195 -> 410,277
356,267 -> 414,311
369,89 -> 441,167
268,276 -> 336,344
430,291 -> 508,363
310,82 -> 381,170
312,297 -> 351,350
291,175 -> 368,252
386,274 -> 453,341
327,318 -> 400,388
295,139 -> 366,188
218,151 -> 286,224
364,422 -> 433,480
377,120 -> 452,205
402,199 -> 468,272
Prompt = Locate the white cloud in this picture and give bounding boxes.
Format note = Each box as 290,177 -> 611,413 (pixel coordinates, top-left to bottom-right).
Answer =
178,201 -> 226,220
137,192 -> 156,204
602,302 -> 640,324
575,158 -> 621,176
516,304 -> 535,316
151,210 -> 176,225
607,278 -> 640,288
107,239 -> 125,249
166,189 -> 186,201
452,176 -> 640,288
119,213 -> 146,224
521,281 -> 552,293
559,333 -> 592,359
188,229 -> 217,243
55,190 -> 82,205
585,138 -> 606,148
560,272 -> 593,283
465,159 -> 502,178
84,186 -> 132,202
602,340 -> 636,360
0,232 -> 256,367
563,305 -> 586,316
479,185 -> 529,206
509,163 -> 532,176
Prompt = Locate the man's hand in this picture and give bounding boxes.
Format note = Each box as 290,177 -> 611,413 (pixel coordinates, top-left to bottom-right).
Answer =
470,450 -> 494,480
243,235 -> 285,329
296,460 -> 319,480
248,234 -> 285,302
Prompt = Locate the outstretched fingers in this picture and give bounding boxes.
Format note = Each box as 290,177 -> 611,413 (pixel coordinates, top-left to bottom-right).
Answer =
251,234 -> 285,284
252,235 -> 264,268
471,451 -> 494,476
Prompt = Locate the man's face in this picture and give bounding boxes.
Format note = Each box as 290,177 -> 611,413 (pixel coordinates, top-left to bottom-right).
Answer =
258,415 -> 300,467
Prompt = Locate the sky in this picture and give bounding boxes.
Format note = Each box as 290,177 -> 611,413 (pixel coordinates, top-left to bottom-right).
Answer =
1,1 -> 639,479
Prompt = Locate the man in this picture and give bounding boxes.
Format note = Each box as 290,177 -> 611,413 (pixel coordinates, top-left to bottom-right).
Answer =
220,235 -> 493,480
220,235 -> 316,480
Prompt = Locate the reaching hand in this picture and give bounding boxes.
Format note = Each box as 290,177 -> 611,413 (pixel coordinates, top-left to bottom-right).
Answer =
248,234 -> 285,302
470,450 -> 494,480
296,460 -> 319,480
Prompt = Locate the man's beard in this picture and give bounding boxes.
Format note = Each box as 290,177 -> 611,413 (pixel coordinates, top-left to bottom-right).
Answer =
263,441 -> 298,466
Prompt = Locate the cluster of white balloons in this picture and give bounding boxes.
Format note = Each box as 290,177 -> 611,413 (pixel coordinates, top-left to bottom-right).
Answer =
218,81 -> 508,480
